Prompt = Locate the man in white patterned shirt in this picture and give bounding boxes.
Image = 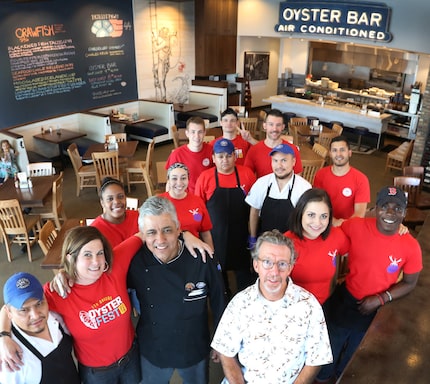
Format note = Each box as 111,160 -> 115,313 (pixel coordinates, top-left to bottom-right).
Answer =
211,230 -> 332,384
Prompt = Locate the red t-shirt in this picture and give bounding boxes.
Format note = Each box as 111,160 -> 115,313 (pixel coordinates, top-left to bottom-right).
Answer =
285,227 -> 350,304
244,140 -> 303,178
342,217 -> 422,300
160,192 -> 212,237
44,236 -> 142,367
195,165 -> 256,203
209,135 -> 251,166
314,166 -> 370,220
166,143 -> 214,194
91,210 -> 139,248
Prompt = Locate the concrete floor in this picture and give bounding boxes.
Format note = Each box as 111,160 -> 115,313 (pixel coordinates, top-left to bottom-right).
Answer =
0,115 -> 426,383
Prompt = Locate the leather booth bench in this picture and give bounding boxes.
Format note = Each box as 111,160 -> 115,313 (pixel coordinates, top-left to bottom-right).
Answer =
125,122 -> 169,142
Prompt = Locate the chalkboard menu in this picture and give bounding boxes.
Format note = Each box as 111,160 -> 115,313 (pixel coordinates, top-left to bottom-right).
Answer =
0,0 -> 137,129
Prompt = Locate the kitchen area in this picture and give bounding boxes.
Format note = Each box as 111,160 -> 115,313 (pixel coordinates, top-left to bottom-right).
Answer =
276,41 -> 423,142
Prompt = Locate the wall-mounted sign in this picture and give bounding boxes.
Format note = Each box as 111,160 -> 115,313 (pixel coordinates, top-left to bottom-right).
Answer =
275,1 -> 392,42
0,0 -> 137,128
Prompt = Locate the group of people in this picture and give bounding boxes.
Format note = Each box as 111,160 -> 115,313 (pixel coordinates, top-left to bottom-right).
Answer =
0,108 -> 422,384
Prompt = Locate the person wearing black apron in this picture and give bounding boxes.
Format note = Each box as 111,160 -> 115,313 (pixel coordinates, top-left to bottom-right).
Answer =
246,144 -> 312,243
0,272 -> 80,384
197,139 -> 257,297
11,324 -> 80,384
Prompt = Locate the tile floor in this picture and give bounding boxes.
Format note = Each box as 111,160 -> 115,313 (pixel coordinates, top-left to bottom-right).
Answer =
0,114 -> 424,383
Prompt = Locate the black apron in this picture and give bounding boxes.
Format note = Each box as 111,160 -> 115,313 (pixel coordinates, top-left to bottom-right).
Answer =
260,174 -> 296,233
12,324 -> 80,384
206,167 -> 250,270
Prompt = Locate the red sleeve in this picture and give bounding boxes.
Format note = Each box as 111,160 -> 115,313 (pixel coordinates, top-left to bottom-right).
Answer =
112,236 -> 143,273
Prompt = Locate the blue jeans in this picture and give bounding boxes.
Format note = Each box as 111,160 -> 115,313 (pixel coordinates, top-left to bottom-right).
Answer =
140,355 -> 208,384
79,341 -> 141,384
317,322 -> 366,381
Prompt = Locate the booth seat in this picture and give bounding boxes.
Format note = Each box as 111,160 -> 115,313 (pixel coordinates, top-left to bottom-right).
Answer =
175,91 -> 223,128
89,99 -> 174,144
125,122 -> 168,141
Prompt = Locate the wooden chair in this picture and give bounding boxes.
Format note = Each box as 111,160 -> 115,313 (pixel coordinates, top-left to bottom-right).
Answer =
126,139 -> 155,193
126,197 -> 139,211
67,143 -> 97,196
170,125 -> 180,149
385,140 -> 414,173
258,110 -> 267,135
312,143 -> 329,160
289,117 -> 308,126
155,161 -> 168,190
203,136 -> 215,143
38,220 -> 58,256
403,166 -> 430,209
92,151 -> 121,190
239,117 -> 259,138
142,167 -> 155,197
301,158 -> 325,185
0,199 -> 41,262
331,123 -> 344,135
394,176 -> 427,229
318,131 -> 338,150
289,124 -> 309,147
29,172 -> 67,230
27,162 -> 54,177
104,133 -> 127,143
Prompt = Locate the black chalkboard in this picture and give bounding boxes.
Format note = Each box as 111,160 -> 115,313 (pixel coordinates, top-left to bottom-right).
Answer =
0,0 -> 137,129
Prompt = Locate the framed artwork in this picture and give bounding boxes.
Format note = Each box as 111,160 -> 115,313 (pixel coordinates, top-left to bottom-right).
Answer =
244,51 -> 270,81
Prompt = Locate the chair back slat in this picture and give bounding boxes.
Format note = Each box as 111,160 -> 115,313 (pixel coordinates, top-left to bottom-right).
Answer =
27,162 -> 54,177
92,151 -> 120,189
301,158 -> 325,185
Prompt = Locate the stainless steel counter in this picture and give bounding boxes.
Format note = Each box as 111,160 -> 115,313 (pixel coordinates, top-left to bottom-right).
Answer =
263,95 -> 392,148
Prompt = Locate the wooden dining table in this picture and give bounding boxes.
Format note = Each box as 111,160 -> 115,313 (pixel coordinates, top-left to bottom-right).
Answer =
33,128 -> 87,169
110,114 -> 154,125
82,140 -> 139,161
0,175 -> 57,208
173,103 -> 208,113
40,218 -> 82,270
297,125 -> 332,145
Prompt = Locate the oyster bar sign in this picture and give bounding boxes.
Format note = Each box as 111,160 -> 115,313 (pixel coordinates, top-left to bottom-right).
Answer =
275,1 -> 392,42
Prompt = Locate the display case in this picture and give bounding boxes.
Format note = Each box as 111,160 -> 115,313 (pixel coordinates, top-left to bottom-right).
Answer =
385,109 -> 418,140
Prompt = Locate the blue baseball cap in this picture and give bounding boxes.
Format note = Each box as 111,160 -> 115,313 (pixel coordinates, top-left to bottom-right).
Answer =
213,139 -> 235,154
3,272 -> 44,309
269,143 -> 295,157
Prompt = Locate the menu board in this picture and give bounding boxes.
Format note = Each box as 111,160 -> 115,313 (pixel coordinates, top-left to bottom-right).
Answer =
0,0 -> 137,128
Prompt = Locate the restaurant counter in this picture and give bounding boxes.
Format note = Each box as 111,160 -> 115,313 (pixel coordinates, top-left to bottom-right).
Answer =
263,95 -> 392,148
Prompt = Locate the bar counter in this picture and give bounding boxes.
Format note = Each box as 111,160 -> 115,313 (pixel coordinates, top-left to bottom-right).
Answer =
263,95 -> 392,148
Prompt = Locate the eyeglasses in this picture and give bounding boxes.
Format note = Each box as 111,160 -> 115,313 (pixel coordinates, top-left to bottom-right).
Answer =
258,258 -> 291,271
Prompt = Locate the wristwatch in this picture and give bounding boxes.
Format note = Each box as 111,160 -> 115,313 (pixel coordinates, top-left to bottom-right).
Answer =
0,331 -> 11,337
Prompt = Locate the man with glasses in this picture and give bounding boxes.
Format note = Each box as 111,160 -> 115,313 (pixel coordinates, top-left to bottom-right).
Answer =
211,230 -> 332,384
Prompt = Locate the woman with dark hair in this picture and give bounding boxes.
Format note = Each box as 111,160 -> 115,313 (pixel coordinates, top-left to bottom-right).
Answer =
160,162 -> 213,248
285,188 -> 350,304
90,177 -> 139,247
